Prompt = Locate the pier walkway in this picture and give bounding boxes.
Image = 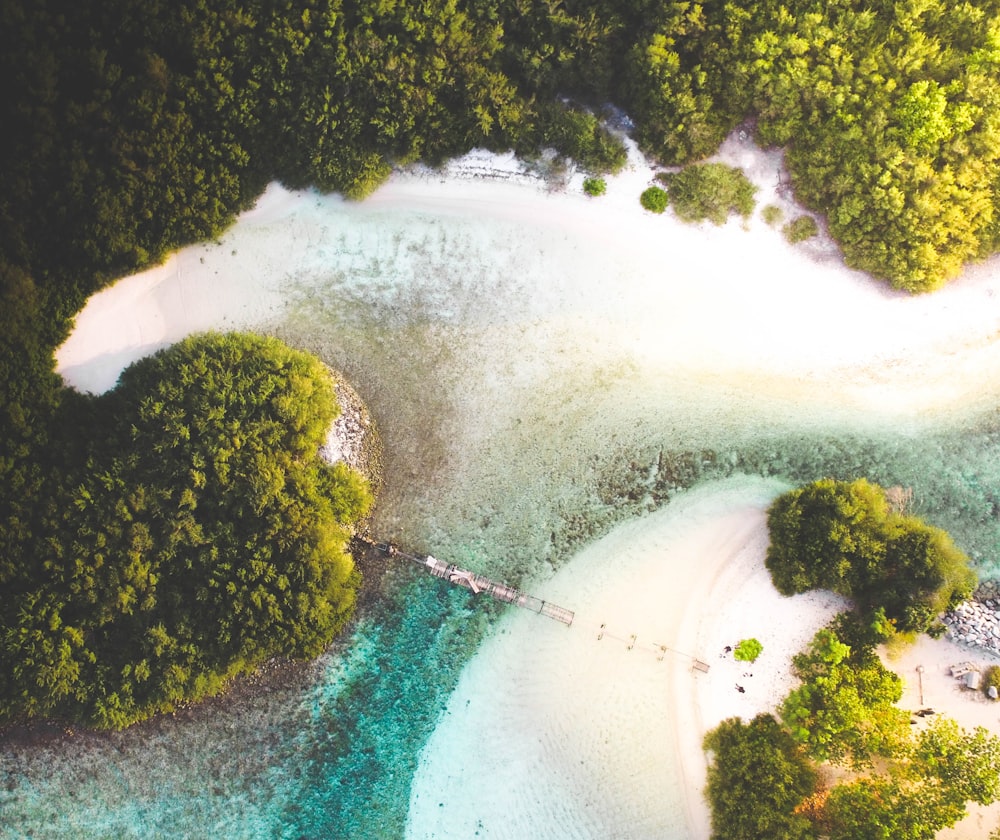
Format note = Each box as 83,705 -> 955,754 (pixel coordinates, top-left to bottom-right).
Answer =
363,537 -> 575,626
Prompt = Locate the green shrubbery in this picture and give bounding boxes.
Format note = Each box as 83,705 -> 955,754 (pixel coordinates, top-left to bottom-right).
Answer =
784,216 -> 819,244
734,638 -> 763,663
0,333 -> 371,728
583,177 -> 607,197
662,163 -> 758,225
765,478 -> 976,634
762,205 -> 785,227
639,186 -> 669,213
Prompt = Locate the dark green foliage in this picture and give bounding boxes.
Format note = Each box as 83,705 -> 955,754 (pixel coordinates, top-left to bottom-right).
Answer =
1,0 -> 999,728
0,333 -> 372,728
617,0 -> 1000,288
640,186 -> 669,213
583,177 -> 607,197
665,163 -> 757,225
784,216 -> 820,244
766,479 -> 976,633
530,103 -> 627,174
703,714 -> 818,840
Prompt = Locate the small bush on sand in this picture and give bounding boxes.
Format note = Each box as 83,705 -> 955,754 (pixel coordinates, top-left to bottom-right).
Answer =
735,638 -> 763,663
762,204 -> 784,227
640,186 -> 668,213
583,176 -> 606,196
783,215 -> 819,243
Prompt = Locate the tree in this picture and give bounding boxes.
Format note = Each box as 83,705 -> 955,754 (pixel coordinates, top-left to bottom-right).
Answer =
765,478 -> 975,634
704,714 -> 818,840
824,718 -> 1000,839
780,626 -> 909,765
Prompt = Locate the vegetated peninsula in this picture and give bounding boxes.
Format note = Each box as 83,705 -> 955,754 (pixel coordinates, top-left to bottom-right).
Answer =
704,479 -> 998,840
1,333 -> 372,729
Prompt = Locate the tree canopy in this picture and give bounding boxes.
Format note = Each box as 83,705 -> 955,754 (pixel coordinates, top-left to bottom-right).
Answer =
1,332 -> 371,728
766,478 -> 976,633
3,0 -> 1000,726
704,713 -> 818,840
780,626 -> 909,766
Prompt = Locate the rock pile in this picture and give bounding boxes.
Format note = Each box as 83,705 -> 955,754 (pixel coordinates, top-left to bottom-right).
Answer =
319,374 -> 383,492
943,580 -> 1000,655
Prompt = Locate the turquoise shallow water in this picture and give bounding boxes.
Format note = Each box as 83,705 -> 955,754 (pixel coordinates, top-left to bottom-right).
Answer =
6,169 -> 1000,837
4,424 -> 999,839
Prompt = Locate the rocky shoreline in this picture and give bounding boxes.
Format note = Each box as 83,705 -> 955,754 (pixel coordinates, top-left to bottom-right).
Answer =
942,580 -> 1000,660
320,372 -> 384,494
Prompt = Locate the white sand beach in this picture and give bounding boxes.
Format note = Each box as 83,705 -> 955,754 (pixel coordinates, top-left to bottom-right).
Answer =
53,134 -> 1000,837
405,477 -> 847,839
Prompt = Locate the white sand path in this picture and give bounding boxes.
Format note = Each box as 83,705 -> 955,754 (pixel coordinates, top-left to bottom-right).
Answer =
57,135 -> 1000,428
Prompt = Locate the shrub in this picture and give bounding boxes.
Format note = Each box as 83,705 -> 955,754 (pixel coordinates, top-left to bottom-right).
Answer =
783,215 -> 819,243
583,177 -> 607,197
640,186 -> 669,213
667,163 -> 757,224
734,638 -> 763,663
984,666 -> 1000,699
762,204 -> 784,226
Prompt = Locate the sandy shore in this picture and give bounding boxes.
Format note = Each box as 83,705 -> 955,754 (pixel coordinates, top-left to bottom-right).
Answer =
405,478 -> 847,838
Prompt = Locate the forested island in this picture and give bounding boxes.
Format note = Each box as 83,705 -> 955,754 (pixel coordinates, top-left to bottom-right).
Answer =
3,0 -> 1000,729
2,333 -> 372,728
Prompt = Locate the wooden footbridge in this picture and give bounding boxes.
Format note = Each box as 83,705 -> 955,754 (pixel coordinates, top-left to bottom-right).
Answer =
361,537 -> 575,626
356,537 -> 708,673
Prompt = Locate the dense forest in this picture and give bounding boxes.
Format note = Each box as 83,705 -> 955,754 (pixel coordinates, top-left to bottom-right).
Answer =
1,333 -> 372,727
3,0 -> 1000,725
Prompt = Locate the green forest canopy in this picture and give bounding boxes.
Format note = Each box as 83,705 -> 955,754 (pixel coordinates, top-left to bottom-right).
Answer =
0,332 -> 372,728
765,478 -> 976,634
705,620 -> 1000,839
